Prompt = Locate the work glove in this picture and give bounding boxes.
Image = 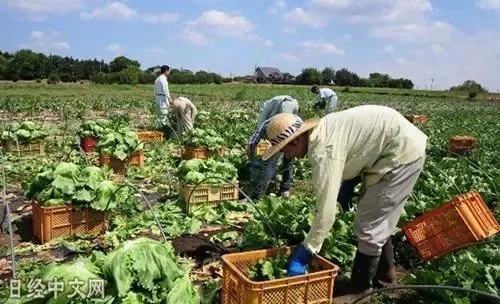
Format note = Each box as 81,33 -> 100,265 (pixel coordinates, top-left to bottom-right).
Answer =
287,244 -> 313,276
313,100 -> 326,110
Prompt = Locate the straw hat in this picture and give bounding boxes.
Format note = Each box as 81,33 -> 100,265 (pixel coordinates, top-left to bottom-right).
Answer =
262,113 -> 320,161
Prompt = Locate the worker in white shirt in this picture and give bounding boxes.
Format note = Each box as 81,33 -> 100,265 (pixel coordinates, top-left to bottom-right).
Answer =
171,96 -> 197,134
247,95 -> 299,199
261,105 -> 427,301
154,65 -> 172,136
311,85 -> 338,114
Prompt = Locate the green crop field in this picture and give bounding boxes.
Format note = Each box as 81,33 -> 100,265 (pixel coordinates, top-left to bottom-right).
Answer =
0,82 -> 499,304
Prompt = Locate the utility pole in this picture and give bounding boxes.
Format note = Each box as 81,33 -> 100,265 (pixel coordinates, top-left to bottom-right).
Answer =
431,78 -> 434,90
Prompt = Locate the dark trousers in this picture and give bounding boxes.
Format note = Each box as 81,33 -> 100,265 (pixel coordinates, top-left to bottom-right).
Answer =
250,153 -> 294,199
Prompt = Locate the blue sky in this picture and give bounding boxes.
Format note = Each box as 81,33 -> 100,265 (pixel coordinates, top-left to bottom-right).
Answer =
2,0 -> 500,91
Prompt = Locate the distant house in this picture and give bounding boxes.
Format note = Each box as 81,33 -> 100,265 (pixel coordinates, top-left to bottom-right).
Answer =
254,67 -> 283,83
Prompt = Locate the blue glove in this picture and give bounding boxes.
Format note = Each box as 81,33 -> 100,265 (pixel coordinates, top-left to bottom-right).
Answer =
287,244 -> 313,276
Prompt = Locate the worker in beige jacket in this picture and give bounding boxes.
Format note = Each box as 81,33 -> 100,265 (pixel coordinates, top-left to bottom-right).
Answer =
262,105 -> 427,301
171,97 -> 197,134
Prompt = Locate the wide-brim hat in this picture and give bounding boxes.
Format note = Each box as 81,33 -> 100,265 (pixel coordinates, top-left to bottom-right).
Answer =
262,113 -> 320,161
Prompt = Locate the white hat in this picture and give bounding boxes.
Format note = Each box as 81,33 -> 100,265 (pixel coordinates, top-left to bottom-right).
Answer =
262,113 -> 320,161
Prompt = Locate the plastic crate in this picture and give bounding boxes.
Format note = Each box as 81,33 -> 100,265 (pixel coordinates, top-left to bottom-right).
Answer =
80,136 -> 97,153
182,146 -> 224,160
221,246 -> 340,304
180,182 -> 239,213
255,141 -> 271,156
99,153 -> 110,166
405,115 -> 428,124
108,151 -> 145,174
447,136 -> 476,156
402,191 -> 500,260
137,131 -> 164,143
32,201 -> 106,244
2,141 -> 44,155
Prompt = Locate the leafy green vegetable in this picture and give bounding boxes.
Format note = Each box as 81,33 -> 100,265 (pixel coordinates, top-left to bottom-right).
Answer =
23,162 -> 130,211
177,158 -> 238,185
97,128 -> 143,160
77,119 -> 111,138
1,121 -> 48,143
183,128 -> 224,151
102,238 -> 200,303
248,254 -> 289,281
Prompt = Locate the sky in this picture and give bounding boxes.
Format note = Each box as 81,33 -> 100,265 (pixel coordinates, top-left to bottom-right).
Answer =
1,0 -> 500,91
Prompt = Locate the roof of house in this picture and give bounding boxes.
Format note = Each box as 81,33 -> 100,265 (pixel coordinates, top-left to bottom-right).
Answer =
256,67 -> 282,77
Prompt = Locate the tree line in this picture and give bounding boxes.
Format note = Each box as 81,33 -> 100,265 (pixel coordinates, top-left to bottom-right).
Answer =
0,48 -> 413,89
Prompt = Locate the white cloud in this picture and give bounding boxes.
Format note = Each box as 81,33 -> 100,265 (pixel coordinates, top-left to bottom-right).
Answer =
383,44 -> 394,53
188,10 -> 255,37
341,33 -> 352,41
106,43 -> 122,53
52,41 -> 70,50
283,26 -> 296,34
276,52 -> 299,61
353,29 -> 500,91
146,47 -> 167,54
268,0 -> 287,15
284,8 -> 328,28
180,28 -> 211,47
429,44 -> 446,54
80,2 -> 136,20
310,0 -> 432,24
6,0 -> 83,13
21,30 -> 69,52
263,40 -> 274,47
297,40 -> 344,54
142,13 -> 178,24
31,30 -> 45,40
476,0 -> 500,11
395,57 -> 407,64
371,21 -> 455,45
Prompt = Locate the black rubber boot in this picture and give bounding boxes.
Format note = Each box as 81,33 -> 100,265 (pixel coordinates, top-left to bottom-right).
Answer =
373,240 -> 396,286
334,251 -> 380,304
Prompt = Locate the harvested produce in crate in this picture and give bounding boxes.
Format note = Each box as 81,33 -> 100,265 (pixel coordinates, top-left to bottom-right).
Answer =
1,121 -> 48,143
23,162 -> 131,211
77,119 -> 111,138
183,127 -> 224,151
177,158 -> 238,185
97,128 -> 144,161
247,254 -> 291,281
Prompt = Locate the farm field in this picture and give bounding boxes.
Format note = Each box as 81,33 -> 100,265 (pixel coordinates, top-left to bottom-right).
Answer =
0,82 -> 499,304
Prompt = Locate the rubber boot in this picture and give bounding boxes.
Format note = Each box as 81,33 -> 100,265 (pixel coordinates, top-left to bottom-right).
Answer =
373,240 -> 396,286
334,251 -> 380,304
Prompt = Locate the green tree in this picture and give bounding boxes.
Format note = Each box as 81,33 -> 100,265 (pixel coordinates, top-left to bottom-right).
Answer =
0,55 -> 7,80
297,68 -> 321,85
7,49 -> 45,80
321,67 -> 335,85
109,56 -> 140,73
450,80 -> 487,93
335,68 -> 360,86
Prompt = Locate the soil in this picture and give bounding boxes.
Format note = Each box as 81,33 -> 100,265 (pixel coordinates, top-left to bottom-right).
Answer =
172,234 -> 227,267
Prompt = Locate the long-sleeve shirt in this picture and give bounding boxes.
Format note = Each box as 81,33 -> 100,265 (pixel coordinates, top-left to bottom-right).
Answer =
154,74 -> 171,107
249,96 -> 299,153
173,97 -> 198,120
303,105 -> 428,254
315,88 -> 338,113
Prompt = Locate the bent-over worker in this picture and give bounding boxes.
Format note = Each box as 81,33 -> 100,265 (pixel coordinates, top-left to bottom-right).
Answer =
154,65 -> 172,135
311,85 -> 338,114
171,97 -> 197,134
261,105 -> 427,301
248,95 -> 299,199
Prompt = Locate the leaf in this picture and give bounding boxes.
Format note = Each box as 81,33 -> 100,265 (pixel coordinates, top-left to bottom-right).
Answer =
51,176 -> 75,195
261,261 -> 275,280
74,189 -> 94,202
